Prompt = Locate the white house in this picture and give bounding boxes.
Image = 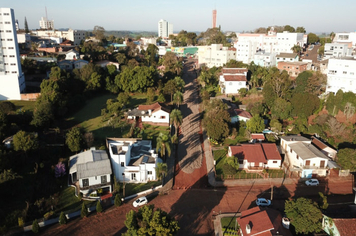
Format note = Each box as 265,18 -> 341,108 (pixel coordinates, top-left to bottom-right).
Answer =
219,68 -> 248,95
280,135 -> 329,178
253,51 -> 277,67
69,149 -> 112,196
106,138 -> 161,183
127,102 -> 171,126
65,49 -> 80,60
323,43 -> 352,59
325,58 -> 356,94
275,53 -> 299,66
198,44 -> 236,68
312,137 -> 337,160
228,143 -> 282,171
230,109 -> 252,124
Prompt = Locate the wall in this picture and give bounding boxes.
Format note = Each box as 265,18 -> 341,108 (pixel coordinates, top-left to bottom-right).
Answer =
142,110 -> 169,124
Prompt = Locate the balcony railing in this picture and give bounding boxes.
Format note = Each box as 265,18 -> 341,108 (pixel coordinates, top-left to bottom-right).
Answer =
81,182 -> 111,190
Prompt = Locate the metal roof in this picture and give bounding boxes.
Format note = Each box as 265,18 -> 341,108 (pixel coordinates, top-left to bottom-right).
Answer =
289,142 -> 328,160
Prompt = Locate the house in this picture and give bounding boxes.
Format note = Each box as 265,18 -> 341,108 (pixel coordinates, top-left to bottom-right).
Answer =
95,60 -> 120,71
106,138 -> 161,183
65,49 -> 80,60
275,52 -> 299,66
323,43 -> 352,59
219,68 -> 249,95
280,135 -> 329,178
237,206 -> 292,236
230,109 -> 252,124
127,102 -> 171,126
250,133 -> 265,142
312,136 -> 337,160
323,215 -> 356,236
228,143 -> 282,171
69,148 -> 112,196
73,59 -> 89,69
277,61 -> 308,78
58,60 -> 73,70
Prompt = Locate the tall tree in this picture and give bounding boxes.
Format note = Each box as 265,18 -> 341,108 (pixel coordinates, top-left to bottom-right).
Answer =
336,148 -> 356,171
284,25 -> 295,32
308,33 -> 319,44
296,26 -> 306,33
92,25 -> 105,41
170,109 -> 183,136
203,105 -> 230,141
285,198 -> 323,234
163,80 -> 177,102
24,17 -> 29,33
246,115 -> 265,133
155,162 -> 167,181
156,133 -> 171,159
173,91 -> 183,108
65,127 -> 83,153
13,130 -> 38,158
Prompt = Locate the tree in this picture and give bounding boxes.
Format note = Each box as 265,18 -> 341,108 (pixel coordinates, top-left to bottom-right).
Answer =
203,105 -> 230,141
93,25 -> 105,41
32,219 -> 39,233
173,91 -> 183,108
114,194 -> 122,206
271,98 -> 292,120
285,197 -> 323,234
296,26 -> 306,33
96,200 -> 103,213
163,80 -> 177,102
155,162 -> 167,181
336,148 -> 356,171
123,205 -> 179,235
59,212 -> 67,225
146,87 -> 156,104
308,33 -> 319,44
65,127 -> 83,153
13,130 -> 38,157
31,100 -> 55,127
270,119 -> 282,133
238,88 -> 248,97
246,115 -> 265,133
318,192 -> 329,210
24,17 -> 29,33
318,45 -> 324,56
81,202 -> 88,218
291,45 -> 301,54
156,133 -> 171,159
291,93 -> 320,118
170,109 -> 183,136
284,25 -> 295,32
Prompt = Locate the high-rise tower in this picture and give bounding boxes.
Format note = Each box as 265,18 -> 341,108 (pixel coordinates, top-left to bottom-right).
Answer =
212,9 -> 217,28
158,19 -> 173,38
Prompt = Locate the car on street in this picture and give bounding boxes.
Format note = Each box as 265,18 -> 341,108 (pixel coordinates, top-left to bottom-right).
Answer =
305,179 -> 319,186
256,198 -> 271,206
133,196 -> 148,207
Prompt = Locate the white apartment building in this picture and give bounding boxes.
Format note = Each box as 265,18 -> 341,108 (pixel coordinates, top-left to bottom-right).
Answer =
253,51 -> 277,67
323,43 -> 352,59
325,58 -> 356,94
234,29 -> 306,64
158,19 -> 173,38
0,8 -> 25,100
198,44 -> 236,68
333,32 -> 356,49
33,28 -> 86,46
39,17 -> 54,30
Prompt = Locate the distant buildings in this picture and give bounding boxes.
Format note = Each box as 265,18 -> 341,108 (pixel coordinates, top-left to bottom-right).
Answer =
158,19 -> 173,38
33,29 -> 86,46
333,32 -> 356,49
39,16 -> 54,30
323,43 -> 352,59
325,58 -> 356,94
198,44 -> 236,68
0,8 -> 26,100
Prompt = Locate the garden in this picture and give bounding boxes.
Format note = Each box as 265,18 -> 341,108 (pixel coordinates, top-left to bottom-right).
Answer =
221,217 -> 239,236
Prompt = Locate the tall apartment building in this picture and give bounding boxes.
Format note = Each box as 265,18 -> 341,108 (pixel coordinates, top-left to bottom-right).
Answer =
0,8 -> 25,100
198,44 -> 236,68
39,17 -> 54,30
158,19 -> 173,38
325,58 -> 356,94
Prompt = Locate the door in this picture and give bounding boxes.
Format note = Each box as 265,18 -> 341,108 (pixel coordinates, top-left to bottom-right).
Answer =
305,160 -> 311,167
320,160 -> 325,168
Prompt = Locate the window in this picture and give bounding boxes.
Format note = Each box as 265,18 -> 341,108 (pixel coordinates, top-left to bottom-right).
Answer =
121,162 -> 124,167
5,22 -> 10,24
7,39 -> 13,41
147,171 -> 152,175
6,30 -> 11,33
296,155 -> 299,159
131,173 -> 136,180
82,178 -> 89,187
160,116 -> 166,119
8,47 -> 14,49
290,148 -> 292,153
4,13 -> 9,16
10,63 -> 16,66
9,55 -> 15,58
343,71 -> 347,74
101,175 -> 107,183
273,161 -> 278,164
11,71 -> 16,73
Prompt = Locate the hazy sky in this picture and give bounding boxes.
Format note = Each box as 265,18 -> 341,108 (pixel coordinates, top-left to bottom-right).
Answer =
5,0 -> 356,33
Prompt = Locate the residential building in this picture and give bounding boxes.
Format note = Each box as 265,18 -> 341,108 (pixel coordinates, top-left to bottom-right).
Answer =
333,32 -> 356,49
158,19 -> 173,38
127,102 -> 171,126
219,67 -> 248,95
250,133 -> 265,142
106,138 -> 160,183
253,51 -> 277,67
311,136 -> 337,160
0,8 -> 26,100
277,61 -> 308,78
237,207 -> 292,236
17,33 -> 31,44
275,52 -> 299,66
229,108 -> 252,123
280,135 -> 329,178
39,17 -> 54,30
198,44 -> 236,68
323,215 -> 356,236
325,58 -> 356,94
33,29 -> 86,46
65,49 -> 80,60
323,43 -> 352,59
95,60 -> 120,71
228,143 -> 282,171
69,148 -> 112,196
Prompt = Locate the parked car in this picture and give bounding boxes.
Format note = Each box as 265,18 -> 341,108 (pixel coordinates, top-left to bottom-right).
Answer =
133,196 -> 148,207
256,198 -> 271,206
305,179 -> 319,186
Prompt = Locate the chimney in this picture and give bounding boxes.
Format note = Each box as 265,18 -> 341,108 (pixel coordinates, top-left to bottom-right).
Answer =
148,109 -> 152,116
246,223 -> 251,234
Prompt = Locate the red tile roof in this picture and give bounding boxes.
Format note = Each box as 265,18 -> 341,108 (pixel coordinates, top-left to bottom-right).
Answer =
311,137 -> 328,150
224,75 -> 247,82
333,218 -> 356,236
235,109 -> 252,119
237,207 -> 274,236
138,102 -> 170,113
251,133 -> 265,140
222,68 -> 248,74
261,143 -> 282,161
229,143 -> 281,164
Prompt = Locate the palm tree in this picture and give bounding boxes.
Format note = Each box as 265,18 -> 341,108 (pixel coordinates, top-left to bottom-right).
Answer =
156,133 -> 171,160
170,109 -> 183,136
173,91 -> 183,108
155,162 -> 167,182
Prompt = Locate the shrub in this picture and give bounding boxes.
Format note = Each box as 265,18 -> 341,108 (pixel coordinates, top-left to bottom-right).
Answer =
18,217 -> 24,227
59,212 -> 67,225
222,163 -> 237,176
96,200 -> 103,213
81,202 -> 88,218
0,101 -> 16,114
114,194 -> 122,207
32,219 -> 39,233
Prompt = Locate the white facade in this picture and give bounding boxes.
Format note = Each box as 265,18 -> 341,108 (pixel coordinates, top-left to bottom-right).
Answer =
0,8 -> 25,100
198,44 -> 236,68
33,28 -> 86,46
323,43 -> 352,59
275,53 -> 299,66
253,51 -> 277,67
142,109 -> 169,124
17,33 -> 31,44
158,19 -> 173,38
333,32 -> 356,49
65,50 -> 80,60
39,17 -> 54,30
325,58 -> 356,94
107,138 -> 159,183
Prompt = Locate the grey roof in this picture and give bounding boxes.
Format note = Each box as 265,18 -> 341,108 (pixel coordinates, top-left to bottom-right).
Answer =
126,108 -> 149,117
277,53 -> 298,58
129,154 -> 156,166
69,150 -> 112,179
289,142 -> 328,160
280,135 -> 310,142
327,160 -> 341,169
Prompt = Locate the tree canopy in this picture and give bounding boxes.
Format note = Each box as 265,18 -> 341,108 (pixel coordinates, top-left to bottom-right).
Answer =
336,148 -> 356,171
65,127 -> 83,153
202,100 -> 230,141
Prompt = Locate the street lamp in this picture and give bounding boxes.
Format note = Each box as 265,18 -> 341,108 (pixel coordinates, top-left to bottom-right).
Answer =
122,173 -> 126,199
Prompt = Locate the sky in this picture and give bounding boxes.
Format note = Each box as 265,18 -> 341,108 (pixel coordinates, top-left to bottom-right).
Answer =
4,0 -> 356,34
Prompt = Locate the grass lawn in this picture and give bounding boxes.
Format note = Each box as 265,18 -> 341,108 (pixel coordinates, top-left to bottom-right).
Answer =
221,217 -> 239,235
124,181 -> 162,197
6,100 -> 36,112
56,186 -> 93,215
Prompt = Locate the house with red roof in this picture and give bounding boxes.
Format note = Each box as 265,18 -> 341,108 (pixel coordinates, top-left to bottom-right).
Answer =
323,215 -> 356,236
237,206 -> 292,236
219,67 -> 249,95
126,102 -> 171,126
312,136 -> 337,160
228,143 -> 282,171
230,109 -> 252,123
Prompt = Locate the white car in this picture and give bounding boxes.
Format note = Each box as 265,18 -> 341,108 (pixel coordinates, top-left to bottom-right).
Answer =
256,198 -> 271,206
133,196 -> 148,207
305,179 -> 319,186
